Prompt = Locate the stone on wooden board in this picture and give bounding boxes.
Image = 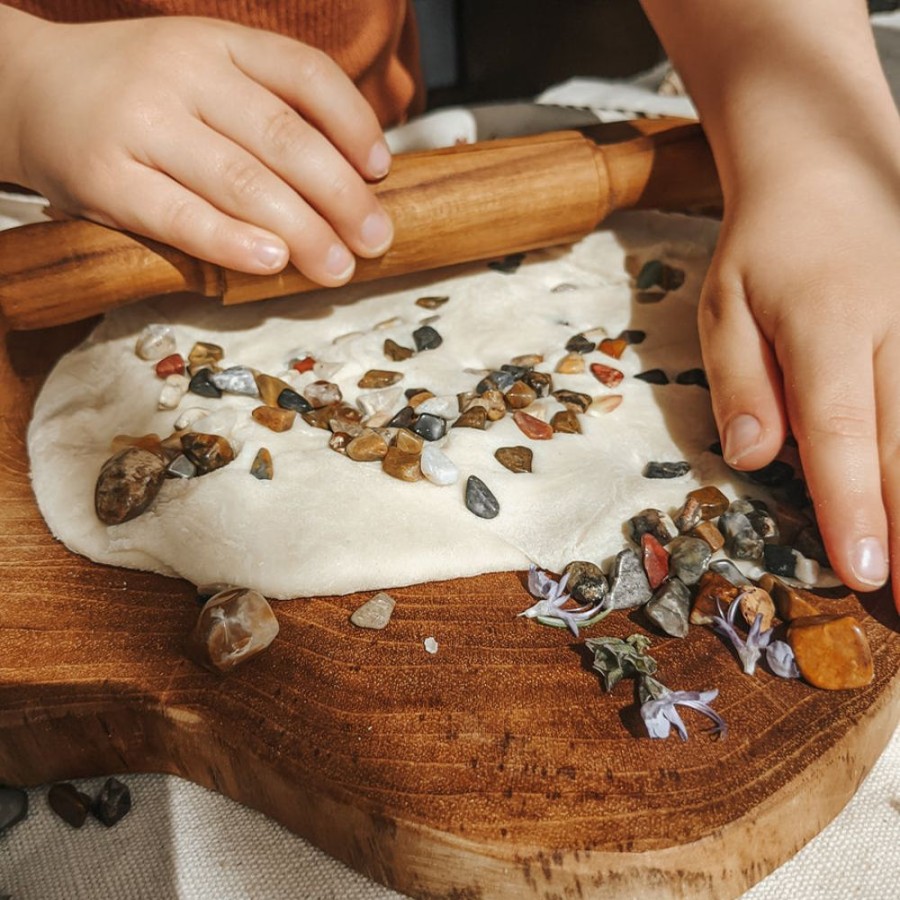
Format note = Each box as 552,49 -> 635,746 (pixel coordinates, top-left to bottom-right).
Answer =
788,614 -> 874,690
644,578 -> 691,638
690,571 -> 741,626
351,592 -> 396,629
607,548 -> 653,610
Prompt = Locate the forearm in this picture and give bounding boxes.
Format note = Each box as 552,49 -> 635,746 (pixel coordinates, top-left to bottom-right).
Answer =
641,1 -> 900,196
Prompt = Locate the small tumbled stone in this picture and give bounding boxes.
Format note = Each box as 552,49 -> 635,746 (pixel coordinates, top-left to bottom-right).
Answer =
690,571 -> 741,626
551,389 -> 591,413
587,395 -> 623,416
477,370 -> 516,394
788,615 -> 874,690
523,370 -> 553,397
511,353 -> 543,367
136,324 -> 177,361
501,364 -> 531,381
415,395 -> 458,419
563,561 -> 608,606
252,406 -> 296,432
395,428 -> 424,454
384,338 -> 415,361
763,543 -> 797,578
290,355 -> 316,373
643,461 -> 691,479
708,558 -> 747,587
424,636 -> 439,654
419,444 -> 459,486
719,509 -> 765,560
174,407 -> 210,430
641,533 -> 670,589
793,552 -> 820,586
329,432 -> 351,454
590,363 -> 624,387
382,446 -> 422,482
454,406 -> 488,430
565,333 -> 595,354
675,368 -> 709,389
188,368 -> 222,398
748,507 -> 780,544
0,786 -> 28,834
346,429 -> 390,462
666,536 -> 712,586
159,373 -> 190,410
206,367 -> 257,398
250,448 -> 273,480
607,548 -> 653,610
167,454 -> 197,479
550,409 -> 581,434
504,380 -> 537,410
687,486 -> 730,520
635,369 -> 669,385
758,574 -> 820,621
738,586 -> 776,631
407,390 -> 435,408
555,352 -> 586,374
598,338 -> 627,359
465,475 -> 499,518
416,295 -> 449,309
92,777 -> 132,827
644,578 -> 691,638
330,407 -> 363,435
675,496 -> 703,532
303,379 -> 343,409
618,329 -> 646,345
411,413 -> 445,442
387,406 -> 416,429
302,403 -> 339,430
350,592 -> 396,629
359,369 -> 404,389
48,783 -> 92,829
187,341 -> 224,372
513,410 -> 553,440
471,390 -> 506,421
636,259 -> 665,290
96,447 -> 168,525
181,432 -> 235,474
488,252 -> 525,273
630,508 -> 678,545
155,353 -> 185,378
690,520 -> 725,552
494,445 -> 533,474
413,325 -> 442,351
274,387 -> 311,414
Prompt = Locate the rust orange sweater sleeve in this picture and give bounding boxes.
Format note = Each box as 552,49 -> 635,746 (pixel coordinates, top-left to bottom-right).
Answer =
3,0 -> 424,126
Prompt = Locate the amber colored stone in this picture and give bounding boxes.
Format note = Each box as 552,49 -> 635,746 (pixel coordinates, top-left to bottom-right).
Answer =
513,410 -> 553,440
382,446 -> 422,482
590,363 -> 624,387
186,588 -> 279,674
453,406 -> 488,430
188,341 -> 224,373
690,571 -> 741,626
347,429 -> 389,461
301,403 -> 340,430
555,353 -> 585,375
641,532 -> 670,590
249,448 -> 273,480
788,614 -> 874,690
587,395 -> 623,416
473,389 -> 507,421
254,373 -> 293,408
598,338 -> 628,360
689,486 -> 730,520
551,409 -> 581,434
383,339 -> 415,362
524,370 -> 553,397
505,380 -> 538,410
511,353 -> 543,367
495,445 -> 533,473
394,428 -> 424,454
758,574 -> 820,621
252,406 -> 296,432
690,520 -> 725,552
155,354 -> 185,378
407,390 -> 435,409
552,389 -> 591,413
358,369 -> 403,389
415,295 -> 448,309
291,355 -> 316,374
95,448 -> 168,525
738,586 -> 776,631
329,410 -> 364,437
181,433 -> 235,474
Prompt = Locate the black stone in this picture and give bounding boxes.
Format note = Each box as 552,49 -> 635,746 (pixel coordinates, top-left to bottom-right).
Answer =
523,370 -> 552,397
764,543 -> 797,578
708,441 -> 724,456
476,370 -> 515,394
563,561 -> 609,606
277,388 -> 312,413
387,406 -> 416,429
487,252 -> 525,274
465,476 -> 499,519
746,459 -> 795,488
618,329 -> 646,345
411,413 -> 445,442
500,364 -> 531,380
675,368 -> 709,389
92,777 -> 131,827
643,461 -> 691,479
565,333 -> 595,354
635,369 -> 670,385
0,786 -> 28,834
412,325 -> 442,352
48,782 -> 92,829
629,508 -> 678,545
636,260 -> 664,290
188,369 -> 222,398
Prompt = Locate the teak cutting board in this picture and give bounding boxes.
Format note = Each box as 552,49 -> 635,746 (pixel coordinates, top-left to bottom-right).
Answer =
1,318 -> 899,899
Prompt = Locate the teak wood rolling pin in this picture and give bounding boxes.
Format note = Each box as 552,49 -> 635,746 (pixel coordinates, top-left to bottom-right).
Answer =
0,118 -> 720,331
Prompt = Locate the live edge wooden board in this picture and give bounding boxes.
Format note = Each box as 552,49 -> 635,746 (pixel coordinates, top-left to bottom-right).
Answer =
1,318 -> 898,900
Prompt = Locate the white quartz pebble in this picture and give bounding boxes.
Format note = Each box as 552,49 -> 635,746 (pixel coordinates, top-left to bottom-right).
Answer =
135,324 -> 176,361
415,396 -> 458,420
158,373 -> 189,410
350,592 -> 396,630
420,444 -> 459,486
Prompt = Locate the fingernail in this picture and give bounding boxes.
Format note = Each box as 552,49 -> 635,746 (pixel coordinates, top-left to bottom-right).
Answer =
360,210 -> 393,254
367,141 -> 392,179
850,536 -> 888,587
723,414 -> 762,465
253,238 -> 288,270
325,242 -> 355,280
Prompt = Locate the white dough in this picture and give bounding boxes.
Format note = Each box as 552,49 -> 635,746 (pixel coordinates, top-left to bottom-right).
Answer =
28,212 -> 759,599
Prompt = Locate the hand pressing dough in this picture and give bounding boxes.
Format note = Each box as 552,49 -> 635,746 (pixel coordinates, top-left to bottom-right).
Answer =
29,212 -> 750,599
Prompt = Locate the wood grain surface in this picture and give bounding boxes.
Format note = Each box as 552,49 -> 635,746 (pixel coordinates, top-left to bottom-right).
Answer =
1,319 -> 898,900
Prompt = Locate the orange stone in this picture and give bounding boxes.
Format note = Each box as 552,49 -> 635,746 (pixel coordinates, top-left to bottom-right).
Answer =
382,447 -> 422,482
252,406 -> 296,432
690,520 -> 725,552
598,338 -> 628,359
555,353 -> 585,375
758,574 -> 820,621
690,571 -> 740,626
291,355 -> 316,374
155,354 -> 185,378
255,373 -> 293,408
513,410 -> 553,440
641,533 -> 670,590
788,614 -> 875,690
550,409 -> 581,434
504,380 -> 538,410
590,363 -> 624,387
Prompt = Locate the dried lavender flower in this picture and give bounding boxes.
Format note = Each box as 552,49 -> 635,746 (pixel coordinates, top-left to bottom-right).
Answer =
519,565 -> 606,637
584,634 -> 657,692
640,684 -> 727,741
766,640 -> 801,679
711,597 -> 772,676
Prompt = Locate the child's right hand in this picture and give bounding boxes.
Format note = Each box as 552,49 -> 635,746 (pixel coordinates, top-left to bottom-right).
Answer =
0,9 -> 394,284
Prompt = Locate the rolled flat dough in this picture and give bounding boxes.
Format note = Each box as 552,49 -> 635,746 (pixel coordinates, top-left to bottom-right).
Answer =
28,211 -> 755,599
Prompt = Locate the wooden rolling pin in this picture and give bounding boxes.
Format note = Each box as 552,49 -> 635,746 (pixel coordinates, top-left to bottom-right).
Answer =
0,118 -> 720,331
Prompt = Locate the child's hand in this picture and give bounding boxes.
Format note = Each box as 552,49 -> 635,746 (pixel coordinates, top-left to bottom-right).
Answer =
699,160 -> 900,600
0,12 -> 393,284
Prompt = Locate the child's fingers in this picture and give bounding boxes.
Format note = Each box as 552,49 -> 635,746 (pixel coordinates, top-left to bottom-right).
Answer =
194,76 -> 392,259
698,271 -> 787,470
781,329 -> 888,593
875,346 -> 900,612
225,30 -> 391,181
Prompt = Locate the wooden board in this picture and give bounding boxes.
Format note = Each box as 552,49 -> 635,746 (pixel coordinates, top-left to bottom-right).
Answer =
1,319 -> 898,900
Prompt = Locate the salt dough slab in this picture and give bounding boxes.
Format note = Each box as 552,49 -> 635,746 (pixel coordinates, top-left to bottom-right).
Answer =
29,212 -> 757,599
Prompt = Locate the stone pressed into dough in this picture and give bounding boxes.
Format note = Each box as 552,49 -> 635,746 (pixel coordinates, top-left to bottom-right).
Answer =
28,212 -> 753,599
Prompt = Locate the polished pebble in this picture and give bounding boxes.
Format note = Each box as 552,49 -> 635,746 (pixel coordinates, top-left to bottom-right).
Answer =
565,333 -> 595,354
0,786 -> 28,834
788,615 -> 874,690
359,369 -> 404,389
690,520 -> 725,552
181,433 -> 235,474
552,389 -> 591,413
630,508 -> 678,545
513,410 -> 553,440
690,571 -> 741,626
607,548 -> 653,609
675,368 -> 709,389
494,445 -> 533,474
738,586 -> 776,631
351,592 -> 396,629
155,353 -> 185,378
504,380 -> 537,409
564,560 -> 608,606
719,508 -> 764,560
208,366 -> 258,397
159,374 -> 190,410
465,475 -> 500,518
95,448 -> 168,525
644,578 -> 691,638
523,370 -> 553,397
416,295 -> 449,309
666,535 -> 712,586
453,406 -> 488,430
48,783 -> 92,829
420,444 -> 459,486
92,777 -> 132,827
413,325 -> 442,351
382,446 -> 422,482
411,413 -> 446,442
167,454 -> 197,479
590,363 -> 624,387
587,395 -> 623,416
641,532 -> 670,590
384,338 -> 415,361
188,369 -> 222,399
550,409 -> 581,434
643,461 -> 691,479
346,429 -> 390,461
415,395 -> 459,419
250,448 -> 273,480
598,338 -> 627,359
187,341 -> 224,373
277,387 -> 312,414
635,369 -> 669,385
303,380 -> 343,409
252,406 -> 296,432
555,352 -> 586,374
136,324 -> 177,361
395,428 -> 425,454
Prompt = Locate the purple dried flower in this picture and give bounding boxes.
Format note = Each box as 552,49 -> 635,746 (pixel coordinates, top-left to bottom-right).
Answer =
641,687 -> 727,741
520,565 -> 605,637
766,640 -> 801,679
711,596 -> 772,676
